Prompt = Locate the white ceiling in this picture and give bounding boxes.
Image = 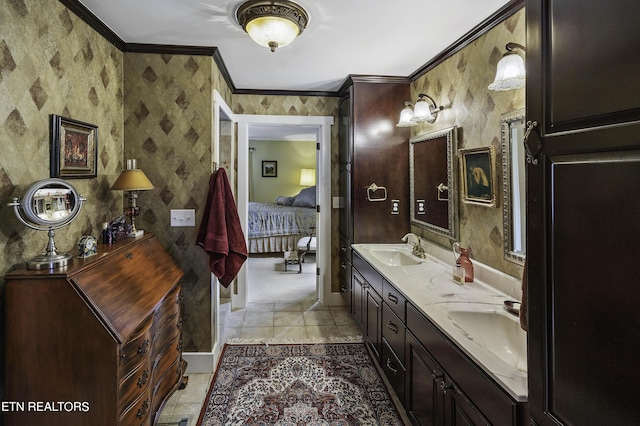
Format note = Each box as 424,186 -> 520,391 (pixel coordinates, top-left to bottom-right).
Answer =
77,0 -> 511,93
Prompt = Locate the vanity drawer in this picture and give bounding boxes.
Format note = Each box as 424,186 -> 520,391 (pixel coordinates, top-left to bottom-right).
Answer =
382,337 -> 406,404
382,302 -> 405,362
353,252 -> 383,296
383,279 -> 406,323
340,236 -> 352,262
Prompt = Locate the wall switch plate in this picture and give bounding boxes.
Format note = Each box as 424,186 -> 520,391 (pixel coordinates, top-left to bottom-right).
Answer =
391,199 -> 400,215
332,196 -> 344,209
170,209 -> 196,227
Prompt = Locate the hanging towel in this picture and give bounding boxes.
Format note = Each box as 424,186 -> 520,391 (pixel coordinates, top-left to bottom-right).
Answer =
196,168 -> 248,287
519,259 -> 527,331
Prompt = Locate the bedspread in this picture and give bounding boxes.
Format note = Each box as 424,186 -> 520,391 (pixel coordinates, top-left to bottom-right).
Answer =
247,202 -> 315,239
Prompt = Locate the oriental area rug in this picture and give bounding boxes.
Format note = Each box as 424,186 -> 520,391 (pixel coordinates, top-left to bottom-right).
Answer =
197,343 -> 404,425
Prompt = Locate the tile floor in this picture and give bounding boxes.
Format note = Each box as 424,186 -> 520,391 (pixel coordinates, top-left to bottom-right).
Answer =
157,299 -> 361,425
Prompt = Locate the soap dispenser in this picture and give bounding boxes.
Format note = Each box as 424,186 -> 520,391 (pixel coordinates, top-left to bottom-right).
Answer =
452,242 -> 474,283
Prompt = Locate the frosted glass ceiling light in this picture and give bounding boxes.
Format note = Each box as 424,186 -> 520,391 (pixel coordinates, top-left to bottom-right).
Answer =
236,0 -> 309,52
489,42 -> 526,91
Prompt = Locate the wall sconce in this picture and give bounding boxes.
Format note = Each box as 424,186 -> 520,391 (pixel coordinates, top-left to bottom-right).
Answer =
236,0 -> 309,52
397,94 -> 444,127
111,159 -> 154,237
300,168 -> 315,187
488,42 -> 526,91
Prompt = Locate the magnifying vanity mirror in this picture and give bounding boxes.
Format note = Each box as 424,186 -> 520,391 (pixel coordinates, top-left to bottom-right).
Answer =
409,126 -> 459,240
8,178 -> 85,269
501,109 -> 526,264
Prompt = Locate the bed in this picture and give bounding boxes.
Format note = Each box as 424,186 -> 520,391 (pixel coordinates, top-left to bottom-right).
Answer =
247,186 -> 316,253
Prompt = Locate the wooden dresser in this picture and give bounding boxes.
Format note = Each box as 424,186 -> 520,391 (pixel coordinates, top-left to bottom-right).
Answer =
4,234 -> 185,426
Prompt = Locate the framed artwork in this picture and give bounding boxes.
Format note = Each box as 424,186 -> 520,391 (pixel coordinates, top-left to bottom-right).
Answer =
50,115 -> 98,179
460,146 -> 496,206
262,160 -> 277,177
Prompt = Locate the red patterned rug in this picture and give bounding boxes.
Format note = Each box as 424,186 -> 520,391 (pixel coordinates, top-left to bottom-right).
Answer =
197,343 -> 403,425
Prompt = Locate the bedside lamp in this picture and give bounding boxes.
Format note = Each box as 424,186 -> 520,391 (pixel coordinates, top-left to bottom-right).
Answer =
300,168 -> 315,187
111,159 -> 154,237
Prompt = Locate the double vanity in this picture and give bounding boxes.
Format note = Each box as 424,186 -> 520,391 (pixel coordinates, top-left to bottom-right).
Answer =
350,240 -> 527,425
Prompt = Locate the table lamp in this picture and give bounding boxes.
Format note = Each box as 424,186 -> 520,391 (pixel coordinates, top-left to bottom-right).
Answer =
111,159 -> 154,237
300,168 -> 315,187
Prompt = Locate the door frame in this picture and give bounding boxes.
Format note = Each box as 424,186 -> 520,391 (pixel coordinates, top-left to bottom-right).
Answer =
235,114 -> 334,309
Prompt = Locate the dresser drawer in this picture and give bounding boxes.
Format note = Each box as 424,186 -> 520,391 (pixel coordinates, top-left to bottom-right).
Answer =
152,311 -> 181,357
151,284 -> 181,336
151,356 -> 183,421
119,361 -> 151,414
382,279 -> 406,323
120,392 -> 151,426
120,316 -> 153,375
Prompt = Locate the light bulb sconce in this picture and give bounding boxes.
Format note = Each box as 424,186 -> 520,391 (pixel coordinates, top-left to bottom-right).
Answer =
397,94 -> 444,127
488,42 -> 526,91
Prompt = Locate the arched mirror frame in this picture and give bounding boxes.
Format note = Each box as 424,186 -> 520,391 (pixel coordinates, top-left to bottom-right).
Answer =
501,109 -> 526,265
409,126 -> 459,240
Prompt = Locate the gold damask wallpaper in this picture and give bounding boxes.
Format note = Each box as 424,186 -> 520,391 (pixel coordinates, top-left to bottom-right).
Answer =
410,9 -> 525,278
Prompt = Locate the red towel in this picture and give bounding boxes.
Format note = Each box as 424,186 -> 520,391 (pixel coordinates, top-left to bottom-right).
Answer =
196,168 -> 248,287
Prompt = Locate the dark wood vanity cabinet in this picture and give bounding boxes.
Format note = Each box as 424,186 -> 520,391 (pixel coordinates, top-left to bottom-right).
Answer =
4,234 -> 185,426
352,251 -> 527,425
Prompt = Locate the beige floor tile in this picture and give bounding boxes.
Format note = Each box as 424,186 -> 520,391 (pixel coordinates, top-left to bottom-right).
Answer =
306,325 -> 341,338
274,300 -> 307,311
273,326 -> 308,340
227,310 -> 245,328
242,311 -> 274,327
274,311 -> 305,326
224,327 -> 242,341
303,310 -> 335,326
337,323 -> 362,338
170,402 -> 203,420
241,326 -> 274,339
177,374 -> 212,404
331,309 -> 356,325
245,302 -> 275,311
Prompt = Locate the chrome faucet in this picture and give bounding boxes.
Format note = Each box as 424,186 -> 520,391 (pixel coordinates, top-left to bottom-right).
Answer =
402,233 -> 426,259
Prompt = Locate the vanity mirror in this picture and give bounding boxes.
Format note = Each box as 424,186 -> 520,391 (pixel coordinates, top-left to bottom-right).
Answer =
8,178 -> 85,269
501,109 -> 526,264
409,126 -> 458,240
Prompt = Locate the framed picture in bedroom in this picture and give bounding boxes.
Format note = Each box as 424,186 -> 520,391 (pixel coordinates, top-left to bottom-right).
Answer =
262,161 -> 277,177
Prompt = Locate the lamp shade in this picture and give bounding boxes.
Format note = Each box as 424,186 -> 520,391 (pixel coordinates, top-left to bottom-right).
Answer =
396,103 -> 416,127
413,98 -> 435,122
300,168 -> 315,186
488,52 -> 526,91
111,169 -> 154,191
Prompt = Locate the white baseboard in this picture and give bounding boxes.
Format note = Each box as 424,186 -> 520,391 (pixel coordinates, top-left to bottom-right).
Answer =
183,341 -> 220,374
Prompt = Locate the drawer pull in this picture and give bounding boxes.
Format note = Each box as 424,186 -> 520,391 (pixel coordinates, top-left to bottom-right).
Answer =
137,338 -> 150,355
341,245 -> 347,252
125,251 -> 133,260
387,321 -> 398,334
341,262 -> 347,270
386,358 -> 398,375
136,399 -> 149,419
387,293 -> 398,304
340,285 -> 347,293
137,369 -> 150,387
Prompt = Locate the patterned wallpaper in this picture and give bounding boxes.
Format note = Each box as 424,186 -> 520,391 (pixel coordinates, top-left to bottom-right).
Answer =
410,9 -> 525,278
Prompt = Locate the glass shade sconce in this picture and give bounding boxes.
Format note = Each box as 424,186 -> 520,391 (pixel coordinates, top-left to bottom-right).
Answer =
488,42 -> 526,91
397,94 -> 444,127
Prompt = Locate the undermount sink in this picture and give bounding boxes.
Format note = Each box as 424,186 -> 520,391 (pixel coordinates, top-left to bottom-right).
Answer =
368,248 -> 422,266
444,304 -> 527,372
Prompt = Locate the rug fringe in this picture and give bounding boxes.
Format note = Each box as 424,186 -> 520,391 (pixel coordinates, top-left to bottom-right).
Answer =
225,335 -> 364,345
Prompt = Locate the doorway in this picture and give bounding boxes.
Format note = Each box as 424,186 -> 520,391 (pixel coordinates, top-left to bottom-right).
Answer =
235,114 -> 333,310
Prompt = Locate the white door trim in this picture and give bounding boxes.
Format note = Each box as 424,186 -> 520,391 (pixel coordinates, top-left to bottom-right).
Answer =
235,114 -> 334,309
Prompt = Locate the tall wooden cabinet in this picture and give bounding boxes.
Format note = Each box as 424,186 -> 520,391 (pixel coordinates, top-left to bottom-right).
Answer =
4,234 -> 185,426
526,0 -> 640,424
338,76 -> 410,309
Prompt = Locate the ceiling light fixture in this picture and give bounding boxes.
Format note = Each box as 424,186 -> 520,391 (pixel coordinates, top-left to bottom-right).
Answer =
488,42 -> 526,91
236,0 -> 309,52
396,94 -> 444,127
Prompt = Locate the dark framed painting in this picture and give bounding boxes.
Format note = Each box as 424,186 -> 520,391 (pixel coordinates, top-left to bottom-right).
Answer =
460,146 -> 496,206
50,114 -> 98,179
262,160 -> 277,177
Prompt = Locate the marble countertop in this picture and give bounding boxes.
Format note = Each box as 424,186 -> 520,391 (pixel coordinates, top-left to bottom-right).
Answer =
352,243 -> 528,402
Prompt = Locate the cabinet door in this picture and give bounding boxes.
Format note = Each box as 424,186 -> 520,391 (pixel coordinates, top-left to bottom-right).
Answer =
351,268 -> 365,327
405,332 -> 444,426
364,287 -> 382,360
527,0 -> 640,424
443,380 -> 490,426
338,93 -> 352,241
